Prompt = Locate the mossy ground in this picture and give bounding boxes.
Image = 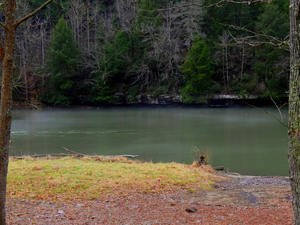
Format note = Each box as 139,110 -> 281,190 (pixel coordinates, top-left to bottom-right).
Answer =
7,157 -> 217,201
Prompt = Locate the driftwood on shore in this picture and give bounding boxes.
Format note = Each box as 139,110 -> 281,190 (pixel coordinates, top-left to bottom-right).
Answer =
62,147 -> 139,159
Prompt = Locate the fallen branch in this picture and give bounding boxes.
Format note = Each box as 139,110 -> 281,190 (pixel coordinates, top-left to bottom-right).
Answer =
62,147 -> 139,159
62,147 -> 87,157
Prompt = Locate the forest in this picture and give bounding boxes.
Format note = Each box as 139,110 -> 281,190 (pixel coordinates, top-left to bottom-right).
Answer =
0,0 -> 289,105
0,0 -> 299,224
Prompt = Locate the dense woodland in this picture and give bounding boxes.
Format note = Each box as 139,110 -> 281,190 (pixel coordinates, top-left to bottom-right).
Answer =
0,0 -> 289,105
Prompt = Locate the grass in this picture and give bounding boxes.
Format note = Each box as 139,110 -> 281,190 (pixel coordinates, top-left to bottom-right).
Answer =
7,156 -> 217,201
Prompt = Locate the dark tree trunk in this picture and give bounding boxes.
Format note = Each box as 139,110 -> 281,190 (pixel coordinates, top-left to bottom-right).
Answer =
289,0 -> 300,224
0,1 -> 16,224
0,1 -> 53,224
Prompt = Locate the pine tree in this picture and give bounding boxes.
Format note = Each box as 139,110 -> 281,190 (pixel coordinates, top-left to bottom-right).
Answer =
46,18 -> 80,105
182,38 -> 214,101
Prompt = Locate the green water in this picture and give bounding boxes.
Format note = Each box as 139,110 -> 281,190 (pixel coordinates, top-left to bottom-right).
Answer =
11,107 -> 288,176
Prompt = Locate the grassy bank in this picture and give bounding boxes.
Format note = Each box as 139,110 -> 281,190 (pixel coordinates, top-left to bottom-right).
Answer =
7,157 -> 218,201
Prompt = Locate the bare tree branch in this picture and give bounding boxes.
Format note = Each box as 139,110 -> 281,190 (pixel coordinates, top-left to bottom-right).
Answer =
221,23 -> 290,51
14,0 -> 53,27
242,100 -> 288,128
138,0 -> 268,13
269,95 -> 285,122
215,0 -> 266,5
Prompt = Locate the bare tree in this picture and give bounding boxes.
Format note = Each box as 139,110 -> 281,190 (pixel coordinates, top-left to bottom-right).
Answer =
218,32 -> 231,90
288,0 -> 300,223
0,1 -> 53,224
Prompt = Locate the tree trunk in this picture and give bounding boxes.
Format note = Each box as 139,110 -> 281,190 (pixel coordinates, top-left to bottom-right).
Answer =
0,1 -> 16,223
0,0 -> 53,223
240,41 -> 244,80
289,0 -> 300,224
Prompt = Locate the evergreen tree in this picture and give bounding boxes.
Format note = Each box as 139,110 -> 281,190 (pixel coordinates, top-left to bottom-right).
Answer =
182,38 -> 214,101
45,18 -> 80,105
253,0 -> 289,98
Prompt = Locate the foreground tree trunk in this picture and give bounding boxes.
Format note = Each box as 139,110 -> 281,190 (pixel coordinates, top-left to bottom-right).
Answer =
0,1 -> 53,224
0,2 -> 17,224
289,0 -> 300,224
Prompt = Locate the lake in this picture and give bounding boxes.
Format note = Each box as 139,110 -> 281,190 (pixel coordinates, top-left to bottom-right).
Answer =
11,106 -> 288,176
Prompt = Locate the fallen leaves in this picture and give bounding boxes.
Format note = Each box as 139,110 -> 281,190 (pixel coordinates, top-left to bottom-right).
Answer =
6,192 -> 293,225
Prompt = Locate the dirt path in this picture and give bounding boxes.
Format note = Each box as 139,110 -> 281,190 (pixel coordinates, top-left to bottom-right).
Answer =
6,175 -> 293,225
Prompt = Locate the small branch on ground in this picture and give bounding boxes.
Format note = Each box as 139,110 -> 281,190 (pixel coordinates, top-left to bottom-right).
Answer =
62,147 -> 139,159
62,147 -> 87,158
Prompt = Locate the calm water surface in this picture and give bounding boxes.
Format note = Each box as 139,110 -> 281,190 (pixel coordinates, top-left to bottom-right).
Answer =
11,107 -> 288,176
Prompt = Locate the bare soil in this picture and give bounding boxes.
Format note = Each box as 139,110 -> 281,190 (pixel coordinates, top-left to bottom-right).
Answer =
6,174 -> 293,225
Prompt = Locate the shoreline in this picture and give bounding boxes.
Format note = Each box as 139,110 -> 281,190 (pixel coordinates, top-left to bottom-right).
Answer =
13,95 -> 289,110
12,101 -> 288,111
8,154 -> 290,181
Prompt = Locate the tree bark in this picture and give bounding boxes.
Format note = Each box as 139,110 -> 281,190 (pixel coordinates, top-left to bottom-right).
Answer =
0,1 -> 53,223
0,1 -> 16,224
289,0 -> 300,224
